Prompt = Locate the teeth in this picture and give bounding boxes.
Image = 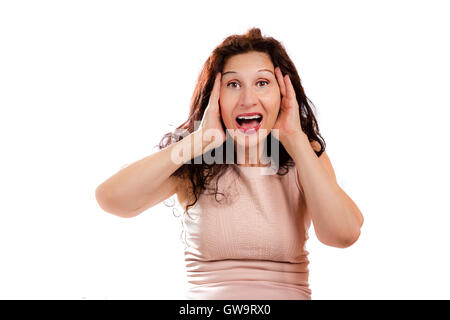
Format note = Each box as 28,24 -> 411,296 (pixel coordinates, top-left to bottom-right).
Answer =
237,115 -> 262,120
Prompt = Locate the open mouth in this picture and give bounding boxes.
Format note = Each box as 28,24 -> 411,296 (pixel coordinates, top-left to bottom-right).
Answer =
235,112 -> 263,134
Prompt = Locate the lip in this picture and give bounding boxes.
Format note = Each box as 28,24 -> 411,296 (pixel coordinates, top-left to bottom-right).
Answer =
235,112 -> 263,118
235,113 -> 264,135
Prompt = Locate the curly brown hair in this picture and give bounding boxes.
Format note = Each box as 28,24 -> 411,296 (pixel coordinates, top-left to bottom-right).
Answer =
158,27 -> 326,217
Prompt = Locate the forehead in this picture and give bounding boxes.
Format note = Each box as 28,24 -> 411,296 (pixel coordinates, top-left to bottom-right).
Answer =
223,51 -> 274,75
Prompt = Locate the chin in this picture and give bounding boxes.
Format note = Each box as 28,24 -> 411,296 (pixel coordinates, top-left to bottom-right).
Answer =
231,126 -> 270,148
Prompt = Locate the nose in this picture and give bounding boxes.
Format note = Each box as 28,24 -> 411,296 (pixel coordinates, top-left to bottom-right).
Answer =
239,86 -> 258,108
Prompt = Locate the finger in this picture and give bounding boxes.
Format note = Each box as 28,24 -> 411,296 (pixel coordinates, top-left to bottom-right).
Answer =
275,67 -> 286,97
284,74 -> 296,100
210,72 -> 222,102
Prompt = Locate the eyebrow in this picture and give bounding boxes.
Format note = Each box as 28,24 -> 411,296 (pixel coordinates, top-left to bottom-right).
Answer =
222,68 -> 274,77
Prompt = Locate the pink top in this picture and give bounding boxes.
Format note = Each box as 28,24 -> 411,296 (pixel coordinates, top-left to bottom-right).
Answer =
180,164 -> 312,300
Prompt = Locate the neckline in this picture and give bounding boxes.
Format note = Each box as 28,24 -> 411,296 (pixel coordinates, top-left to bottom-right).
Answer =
235,163 -> 272,168
237,166 -> 270,168
234,164 -> 278,175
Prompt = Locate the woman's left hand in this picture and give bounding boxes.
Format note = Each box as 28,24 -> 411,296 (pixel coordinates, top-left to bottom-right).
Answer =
273,66 -> 306,145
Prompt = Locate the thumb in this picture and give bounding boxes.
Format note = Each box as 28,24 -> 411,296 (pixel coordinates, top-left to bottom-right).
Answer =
210,72 -> 221,110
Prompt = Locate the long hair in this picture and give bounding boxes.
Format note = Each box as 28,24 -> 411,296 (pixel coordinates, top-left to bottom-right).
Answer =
158,27 -> 326,217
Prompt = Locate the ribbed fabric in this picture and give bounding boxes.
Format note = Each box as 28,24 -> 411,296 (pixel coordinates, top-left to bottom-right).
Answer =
180,164 -> 312,300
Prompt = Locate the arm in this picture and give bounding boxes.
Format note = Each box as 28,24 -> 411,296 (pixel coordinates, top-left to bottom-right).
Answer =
272,67 -> 363,248
95,129 -> 206,218
284,133 -> 364,248
96,71 -> 226,218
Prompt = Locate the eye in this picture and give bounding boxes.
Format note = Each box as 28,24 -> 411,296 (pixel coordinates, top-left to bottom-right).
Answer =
226,81 -> 239,88
226,80 -> 270,88
257,80 -> 269,87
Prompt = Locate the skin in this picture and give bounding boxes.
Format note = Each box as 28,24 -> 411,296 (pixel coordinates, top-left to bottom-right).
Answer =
219,51 -> 281,166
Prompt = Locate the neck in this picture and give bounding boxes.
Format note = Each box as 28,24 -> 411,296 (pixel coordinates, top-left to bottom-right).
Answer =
235,141 -> 270,167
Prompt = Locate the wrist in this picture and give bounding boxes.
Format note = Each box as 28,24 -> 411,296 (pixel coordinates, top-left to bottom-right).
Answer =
169,130 -> 202,165
190,129 -> 209,157
282,131 -> 309,153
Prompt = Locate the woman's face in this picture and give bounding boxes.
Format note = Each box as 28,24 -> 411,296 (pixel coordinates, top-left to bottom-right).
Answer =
219,51 -> 281,148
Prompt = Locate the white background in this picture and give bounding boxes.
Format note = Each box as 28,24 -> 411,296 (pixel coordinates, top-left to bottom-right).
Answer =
1,0 -> 449,299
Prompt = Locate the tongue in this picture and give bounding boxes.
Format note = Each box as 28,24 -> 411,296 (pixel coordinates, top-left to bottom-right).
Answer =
240,119 -> 259,129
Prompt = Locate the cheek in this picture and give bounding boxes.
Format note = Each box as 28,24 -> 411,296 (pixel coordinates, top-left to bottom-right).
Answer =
219,94 -> 234,114
219,99 -> 234,125
262,97 -> 281,118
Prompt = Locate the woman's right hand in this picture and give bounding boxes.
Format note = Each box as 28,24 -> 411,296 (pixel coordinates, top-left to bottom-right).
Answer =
197,72 -> 227,153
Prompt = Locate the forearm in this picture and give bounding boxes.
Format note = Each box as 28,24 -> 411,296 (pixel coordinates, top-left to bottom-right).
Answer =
284,133 -> 363,248
96,129 -> 206,214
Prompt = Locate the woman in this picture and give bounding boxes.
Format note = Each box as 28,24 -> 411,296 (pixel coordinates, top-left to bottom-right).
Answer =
95,27 -> 364,300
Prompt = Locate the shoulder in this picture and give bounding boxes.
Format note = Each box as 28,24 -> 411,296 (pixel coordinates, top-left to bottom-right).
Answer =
173,175 -> 195,211
173,174 -> 189,195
